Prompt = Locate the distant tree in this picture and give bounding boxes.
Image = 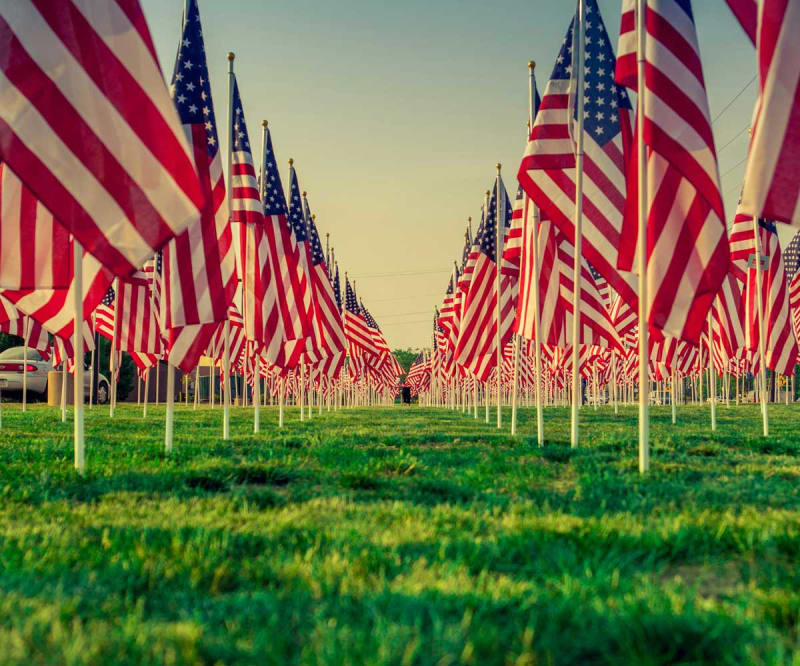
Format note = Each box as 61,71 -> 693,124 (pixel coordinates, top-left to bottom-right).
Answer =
0,333 -> 22,353
392,348 -> 422,378
89,338 -> 136,401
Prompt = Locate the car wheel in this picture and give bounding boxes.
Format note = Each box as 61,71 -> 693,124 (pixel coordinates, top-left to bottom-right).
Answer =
96,380 -> 109,405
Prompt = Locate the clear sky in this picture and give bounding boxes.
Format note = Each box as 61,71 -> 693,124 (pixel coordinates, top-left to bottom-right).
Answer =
141,0 -> 767,350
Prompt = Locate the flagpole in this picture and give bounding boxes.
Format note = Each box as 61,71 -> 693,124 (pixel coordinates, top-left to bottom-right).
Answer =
752,217 -> 769,436
143,369 -> 149,417
22,317 -> 28,412
109,278 -> 119,417
570,0 -> 586,449
708,314 -> 716,430
165,362 -> 175,452
221,51 -> 236,441
528,61 -> 545,447
495,164 -> 504,429
636,0 -> 650,472
89,313 -> 97,409
72,238 -> 85,473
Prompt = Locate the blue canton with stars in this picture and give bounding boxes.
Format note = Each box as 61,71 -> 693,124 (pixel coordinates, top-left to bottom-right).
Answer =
304,200 -> 326,268
361,304 -> 380,331
102,286 -> 115,306
333,264 -> 342,312
170,0 -> 219,158
550,0 -> 631,146
231,77 -> 252,155
287,168 -> 308,243
345,279 -> 360,316
478,179 -> 513,262
260,129 -> 288,217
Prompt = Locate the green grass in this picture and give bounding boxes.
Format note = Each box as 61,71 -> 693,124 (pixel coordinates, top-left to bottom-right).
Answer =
1,402 -> 800,664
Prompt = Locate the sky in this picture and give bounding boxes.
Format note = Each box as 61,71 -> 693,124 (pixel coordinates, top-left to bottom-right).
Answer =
141,0 -> 771,350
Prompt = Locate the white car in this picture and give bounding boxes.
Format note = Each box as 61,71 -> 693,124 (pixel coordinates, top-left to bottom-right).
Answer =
0,346 -> 110,403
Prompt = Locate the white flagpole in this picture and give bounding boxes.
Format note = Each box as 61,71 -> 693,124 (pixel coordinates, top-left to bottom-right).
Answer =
570,0 -> 586,449
708,314 -> 716,430
89,313 -> 96,408
671,367 -> 677,424
222,51 -> 235,441
636,0 -> 650,472
72,238 -> 85,473
109,278 -> 119,417
495,164 -> 503,429
253,348 -> 260,433
279,376 -> 285,427
752,217 -> 769,436
164,362 -> 175,453
143,369 -> 150,417
61,356 -> 67,422
528,60 -> 545,447
22,317 -> 28,412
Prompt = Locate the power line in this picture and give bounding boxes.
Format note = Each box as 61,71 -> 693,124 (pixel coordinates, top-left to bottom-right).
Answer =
716,123 -> 750,155
720,155 -> 748,180
711,75 -> 756,126
373,309 -> 437,320
349,268 -> 449,279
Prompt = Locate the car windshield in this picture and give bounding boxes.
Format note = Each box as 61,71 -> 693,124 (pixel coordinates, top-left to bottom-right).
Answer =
0,346 -> 44,361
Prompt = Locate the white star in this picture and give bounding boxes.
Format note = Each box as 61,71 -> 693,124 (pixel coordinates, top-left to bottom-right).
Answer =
205,121 -> 212,131
182,38 -> 190,48
183,60 -> 193,70
597,82 -> 606,91
595,111 -> 604,121
177,94 -> 186,104
610,98 -> 618,109
207,136 -> 216,146
598,52 -> 606,62
175,72 -> 183,82
186,82 -> 195,92
188,104 -> 197,113
595,126 -> 604,135
202,106 -> 210,115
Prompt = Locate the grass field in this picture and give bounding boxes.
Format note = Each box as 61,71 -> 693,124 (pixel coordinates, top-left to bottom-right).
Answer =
1,402 -> 800,664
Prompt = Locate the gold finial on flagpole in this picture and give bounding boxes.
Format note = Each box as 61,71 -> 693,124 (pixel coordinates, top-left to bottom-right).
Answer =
288,158 -> 294,166
227,52 -> 235,61
528,60 -> 535,70
261,120 -> 268,127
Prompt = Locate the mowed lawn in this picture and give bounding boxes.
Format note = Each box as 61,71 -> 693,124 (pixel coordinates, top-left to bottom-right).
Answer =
1,403 -> 800,665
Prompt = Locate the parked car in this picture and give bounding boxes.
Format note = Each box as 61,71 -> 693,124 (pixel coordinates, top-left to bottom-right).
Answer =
0,346 -> 110,403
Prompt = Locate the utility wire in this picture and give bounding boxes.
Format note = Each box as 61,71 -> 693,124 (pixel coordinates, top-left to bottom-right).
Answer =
711,75 -> 756,126
716,123 -> 750,155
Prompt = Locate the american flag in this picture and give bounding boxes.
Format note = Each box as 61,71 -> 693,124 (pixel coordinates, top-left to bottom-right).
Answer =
0,164 -> 70,289
518,0 -> 638,313
360,301 -> 394,365
733,1 -> 800,226
333,262 -> 342,313
0,304 -> 50,360
453,175 -> 514,382
740,219 -> 798,375
788,269 -> 800,346
160,0 -> 236,373
116,270 -> 161,355
725,0 -> 757,43
557,237 -> 622,351
229,74 -> 271,347
302,194 -> 347,362
343,277 -> 379,358
615,0 -> 729,344
709,274 -> 746,372
0,0 -> 204,277
1,237 -> 111,343
96,284 -> 115,341
259,126 -> 312,368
